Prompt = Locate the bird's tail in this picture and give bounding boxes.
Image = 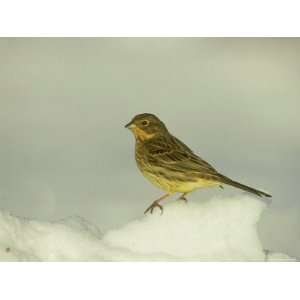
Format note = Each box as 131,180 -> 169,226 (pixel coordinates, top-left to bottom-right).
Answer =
218,175 -> 272,198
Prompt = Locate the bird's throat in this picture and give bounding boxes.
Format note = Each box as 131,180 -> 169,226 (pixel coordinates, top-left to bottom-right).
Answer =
132,127 -> 155,141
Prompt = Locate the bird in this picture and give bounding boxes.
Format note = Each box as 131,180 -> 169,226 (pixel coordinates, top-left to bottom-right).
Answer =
125,113 -> 272,214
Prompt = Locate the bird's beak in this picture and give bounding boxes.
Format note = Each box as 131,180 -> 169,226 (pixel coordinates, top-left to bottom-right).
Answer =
125,121 -> 136,129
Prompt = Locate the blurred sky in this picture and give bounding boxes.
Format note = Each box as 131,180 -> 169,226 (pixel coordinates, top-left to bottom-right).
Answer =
0,38 -> 299,258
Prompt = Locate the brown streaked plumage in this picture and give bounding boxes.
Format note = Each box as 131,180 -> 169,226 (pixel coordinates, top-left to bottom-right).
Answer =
125,113 -> 272,214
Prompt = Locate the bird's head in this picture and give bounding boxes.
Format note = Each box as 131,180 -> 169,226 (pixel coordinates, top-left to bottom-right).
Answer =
125,113 -> 168,141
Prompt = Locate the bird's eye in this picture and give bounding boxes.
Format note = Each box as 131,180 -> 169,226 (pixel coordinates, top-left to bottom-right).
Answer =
141,120 -> 150,126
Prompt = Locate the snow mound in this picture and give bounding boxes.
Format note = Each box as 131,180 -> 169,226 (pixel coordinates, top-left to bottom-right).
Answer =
264,250 -> 296,262
0,195 -> 295,261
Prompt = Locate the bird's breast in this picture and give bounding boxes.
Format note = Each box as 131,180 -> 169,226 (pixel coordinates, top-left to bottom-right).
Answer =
135,153 -> 215,193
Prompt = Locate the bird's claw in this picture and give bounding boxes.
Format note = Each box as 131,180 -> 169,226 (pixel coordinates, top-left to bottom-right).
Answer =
177,195 -> 188,203
144,201 -> 163,215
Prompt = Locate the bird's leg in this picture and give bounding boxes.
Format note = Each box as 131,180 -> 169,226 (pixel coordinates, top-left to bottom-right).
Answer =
144,193 -> 171,215
177,193 -> 188,203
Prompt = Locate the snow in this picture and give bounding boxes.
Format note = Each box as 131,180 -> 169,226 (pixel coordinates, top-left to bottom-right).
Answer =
0,195 -> 296,261
264,250 -> 296,262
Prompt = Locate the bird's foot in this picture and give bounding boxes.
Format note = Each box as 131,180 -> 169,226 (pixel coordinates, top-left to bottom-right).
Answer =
177,195 -> 188,203
144,200 -> 163,215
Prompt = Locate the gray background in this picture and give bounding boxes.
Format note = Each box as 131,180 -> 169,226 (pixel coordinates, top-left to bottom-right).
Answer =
0,38 -> 299,258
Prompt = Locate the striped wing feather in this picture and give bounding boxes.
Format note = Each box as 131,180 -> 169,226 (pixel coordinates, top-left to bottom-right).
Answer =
145,135 -> 221,180
144,135 -> 272,197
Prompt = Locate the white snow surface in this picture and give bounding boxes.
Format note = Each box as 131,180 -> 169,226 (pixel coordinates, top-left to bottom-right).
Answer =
0,195 -> 295,261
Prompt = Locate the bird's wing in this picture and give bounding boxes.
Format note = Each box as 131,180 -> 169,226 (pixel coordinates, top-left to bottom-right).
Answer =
145,135 -> 219,177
